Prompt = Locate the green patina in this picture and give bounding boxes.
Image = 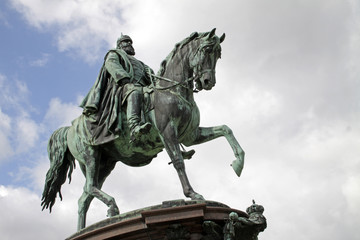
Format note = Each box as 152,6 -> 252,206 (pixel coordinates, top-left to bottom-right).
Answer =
41,29 -> 245,231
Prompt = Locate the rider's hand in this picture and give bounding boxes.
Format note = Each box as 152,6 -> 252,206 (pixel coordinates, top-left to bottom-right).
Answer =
119,77 -> 131,86
144,66 -> 154,78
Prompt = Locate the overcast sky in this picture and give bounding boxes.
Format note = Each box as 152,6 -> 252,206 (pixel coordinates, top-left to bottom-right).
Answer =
0,0 -> 359,239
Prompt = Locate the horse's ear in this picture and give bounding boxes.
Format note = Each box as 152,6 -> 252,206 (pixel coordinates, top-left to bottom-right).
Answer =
209,28 -> 216,38
220,33 -> 226,43
190,32 -> 199,39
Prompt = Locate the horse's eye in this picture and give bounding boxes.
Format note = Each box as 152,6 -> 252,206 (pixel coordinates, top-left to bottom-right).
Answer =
204,46 -> 212,52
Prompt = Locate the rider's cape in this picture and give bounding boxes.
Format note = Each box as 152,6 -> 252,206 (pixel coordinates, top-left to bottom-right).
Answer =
74,49 -> 135,145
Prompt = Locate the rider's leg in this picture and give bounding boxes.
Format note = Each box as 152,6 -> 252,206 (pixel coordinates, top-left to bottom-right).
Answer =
125,86 -> 152,142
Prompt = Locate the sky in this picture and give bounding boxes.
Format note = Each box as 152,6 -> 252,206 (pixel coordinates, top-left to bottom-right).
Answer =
0,0 -> 359,239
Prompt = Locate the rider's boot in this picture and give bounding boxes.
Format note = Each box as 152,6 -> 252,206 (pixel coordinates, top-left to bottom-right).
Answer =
181,149 -> 195,160
127,90 -> 152,143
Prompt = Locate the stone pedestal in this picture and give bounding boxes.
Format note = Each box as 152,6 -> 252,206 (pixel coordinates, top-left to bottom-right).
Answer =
67,200 -> 266,240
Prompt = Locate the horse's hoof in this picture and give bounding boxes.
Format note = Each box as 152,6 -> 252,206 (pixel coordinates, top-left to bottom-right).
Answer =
107,206 -> 120,217
190,193 -> 205,201
231,159 -> 243,177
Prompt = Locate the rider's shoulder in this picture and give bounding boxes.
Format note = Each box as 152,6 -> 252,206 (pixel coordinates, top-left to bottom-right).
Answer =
105,49 -> 127,60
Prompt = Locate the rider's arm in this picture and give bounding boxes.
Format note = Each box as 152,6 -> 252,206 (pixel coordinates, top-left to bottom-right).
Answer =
104,51 -> 131,84
143,64 -> 155,86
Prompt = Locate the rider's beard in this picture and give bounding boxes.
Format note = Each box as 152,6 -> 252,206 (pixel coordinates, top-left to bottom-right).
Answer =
124,46 -> 135,56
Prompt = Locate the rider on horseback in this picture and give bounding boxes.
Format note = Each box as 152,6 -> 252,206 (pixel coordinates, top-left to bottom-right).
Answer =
80,34 -> 153,144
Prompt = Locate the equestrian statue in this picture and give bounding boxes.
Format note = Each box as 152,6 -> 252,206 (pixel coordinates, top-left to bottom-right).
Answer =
41,28 -> 245,230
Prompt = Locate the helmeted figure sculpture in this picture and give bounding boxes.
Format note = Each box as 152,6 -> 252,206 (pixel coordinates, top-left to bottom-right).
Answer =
79,34 -> 153,144
224,201 -> 267,240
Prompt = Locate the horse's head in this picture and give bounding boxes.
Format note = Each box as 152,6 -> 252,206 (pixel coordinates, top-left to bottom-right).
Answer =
190,28 -> 225,91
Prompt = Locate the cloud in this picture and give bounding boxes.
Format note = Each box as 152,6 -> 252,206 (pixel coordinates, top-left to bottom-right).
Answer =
44,97 -> 82,129
0,8 -> 11,27
0,184 -> 78,240
342,175 -> 360,216
0,74 -> 41,162
3,1 -> 360,240
29,53 -> 50,67
14,117 -> 40,153
0,94 -> 91,239
0,108 -> 14,161
10,0 -> 129,63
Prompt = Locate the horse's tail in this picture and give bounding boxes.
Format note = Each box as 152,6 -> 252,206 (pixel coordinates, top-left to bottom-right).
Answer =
41,126 -> 75,212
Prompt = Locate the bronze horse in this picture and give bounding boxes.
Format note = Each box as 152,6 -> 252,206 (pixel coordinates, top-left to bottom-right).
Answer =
41,29 -> 245,230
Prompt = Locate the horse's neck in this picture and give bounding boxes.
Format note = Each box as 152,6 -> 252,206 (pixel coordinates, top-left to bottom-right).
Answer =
164,47 -> 191,79
159,43 -> 196,101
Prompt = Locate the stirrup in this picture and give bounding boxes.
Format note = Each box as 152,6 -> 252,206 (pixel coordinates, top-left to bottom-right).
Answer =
182,149 -> 195,160
129,122 -> 152,143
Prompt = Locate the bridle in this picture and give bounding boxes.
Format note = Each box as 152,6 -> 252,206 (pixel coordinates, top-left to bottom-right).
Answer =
150,41 -> 219,92
149,73 -> 199,91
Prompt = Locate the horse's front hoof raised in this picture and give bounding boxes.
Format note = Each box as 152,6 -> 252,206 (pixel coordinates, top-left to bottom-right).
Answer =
231,158 -> 244,177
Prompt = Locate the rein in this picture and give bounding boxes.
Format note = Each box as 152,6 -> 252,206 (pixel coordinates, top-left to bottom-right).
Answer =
149,73 -> 198,91
149,68 -> 214,92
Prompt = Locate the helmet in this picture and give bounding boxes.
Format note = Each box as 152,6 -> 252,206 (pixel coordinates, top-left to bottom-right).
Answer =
246,200 -> 264,214
117,33 -> 133,47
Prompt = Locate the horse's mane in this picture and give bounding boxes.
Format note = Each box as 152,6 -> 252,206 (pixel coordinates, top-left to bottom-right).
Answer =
157,31 -> 210,76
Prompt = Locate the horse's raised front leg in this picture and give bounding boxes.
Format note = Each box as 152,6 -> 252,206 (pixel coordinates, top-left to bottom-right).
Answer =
187,125 -> 245,177
160,124 -> 204,200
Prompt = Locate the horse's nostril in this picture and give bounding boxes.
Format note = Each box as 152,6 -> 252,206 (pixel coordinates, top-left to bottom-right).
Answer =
204,79 -> 210,86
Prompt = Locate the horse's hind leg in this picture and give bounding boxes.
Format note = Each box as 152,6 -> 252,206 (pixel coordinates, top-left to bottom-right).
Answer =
77,147 -> 119,229
77,190 -> 93,231
78,163 -> 90,230
85,156 -> 119,216
77,159 -> 117,230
